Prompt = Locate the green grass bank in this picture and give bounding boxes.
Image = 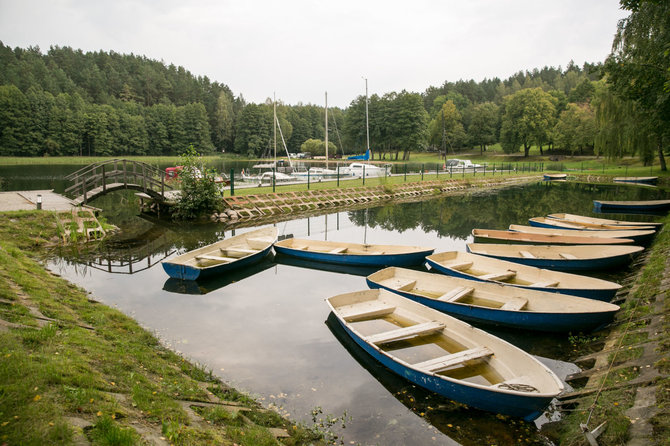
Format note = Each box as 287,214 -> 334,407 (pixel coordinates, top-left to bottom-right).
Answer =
0,211 -> 328,445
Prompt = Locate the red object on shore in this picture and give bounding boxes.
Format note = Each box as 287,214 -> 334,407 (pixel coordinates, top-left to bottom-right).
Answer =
165,166 -> 183,179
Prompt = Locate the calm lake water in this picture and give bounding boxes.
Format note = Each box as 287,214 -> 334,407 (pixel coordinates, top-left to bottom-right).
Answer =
3,163 -> 663,445
39,179 -> 666,446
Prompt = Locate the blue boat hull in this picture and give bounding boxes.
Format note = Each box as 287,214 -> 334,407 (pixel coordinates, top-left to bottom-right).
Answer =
366,280 -> 617,332
594,200 -> 670,213
465,245 -> 635,272
273,245 -> 433,267
425,258 -> 616,301
334,315 -> 554,420
162,245 -> 273,281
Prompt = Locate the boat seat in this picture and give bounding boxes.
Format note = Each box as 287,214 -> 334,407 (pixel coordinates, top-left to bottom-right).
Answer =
393,279 -> 417,291
340,303 -> 396,321
328,247 -> 347,254
226,246 -> 257,254
447,261 -> 473,271
480,271 -> 516,281
222,247 -> 257,257
367,321 -> 445,345
530,280 -> 559,287
437,286 -> 474,302
559,252 -> 578,260
519,250 -> 536,259
499,297 -> 528,311
195,254 -> 236,263
246,237 -> 272,249
413,346 -> 494,373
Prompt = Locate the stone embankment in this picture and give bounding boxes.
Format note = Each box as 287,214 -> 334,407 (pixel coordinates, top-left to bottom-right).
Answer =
549,216 -> 669,445
212,175 -> 542,226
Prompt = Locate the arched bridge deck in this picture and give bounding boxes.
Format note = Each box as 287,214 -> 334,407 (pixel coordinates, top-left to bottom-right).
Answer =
65,159 -> 173,205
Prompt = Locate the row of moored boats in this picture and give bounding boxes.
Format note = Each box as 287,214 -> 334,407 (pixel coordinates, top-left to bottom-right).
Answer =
161,209 -> 664,421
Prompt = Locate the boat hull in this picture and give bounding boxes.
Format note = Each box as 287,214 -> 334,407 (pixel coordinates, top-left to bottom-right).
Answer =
162,245 -> 273,280
333,315 -> 555,421
273,244 -> 433,267
594,200 -> 670,213
508,225 -> 655,245
465,245 -> 637,272
366,279 -> 616,332
425,257 -> 617,301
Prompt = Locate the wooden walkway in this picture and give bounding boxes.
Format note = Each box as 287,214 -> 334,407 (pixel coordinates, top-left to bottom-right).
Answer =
0,190 -> 81,212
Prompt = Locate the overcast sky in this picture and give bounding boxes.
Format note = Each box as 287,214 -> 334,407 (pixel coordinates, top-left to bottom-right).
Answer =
0,0 -> 628,108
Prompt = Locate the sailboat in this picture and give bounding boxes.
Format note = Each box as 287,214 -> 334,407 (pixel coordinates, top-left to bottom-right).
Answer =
340,79 -> 390,178
292,91 -> 339,180
242,95 -> 298,184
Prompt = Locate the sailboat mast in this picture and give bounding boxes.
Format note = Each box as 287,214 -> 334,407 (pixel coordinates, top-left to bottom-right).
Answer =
364,77 -> 370,162
273,93 -> 277,165
325,91 -> 328,169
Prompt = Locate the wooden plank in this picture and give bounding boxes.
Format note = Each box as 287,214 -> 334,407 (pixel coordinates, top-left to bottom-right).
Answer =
480,271 -> 516,281
519,250 -> 536,259
367,321 -> 445,345
329,247 -> 347,254
195,255 -> 236,262
340,303 -> 396,321
437,286 -> 474,302
414,346 -> 493,373
393,279 -> 417,291
499,297 -> 528,311
559,252 -> 578,260
530,280 -> 559,287
447,261 -> 473,271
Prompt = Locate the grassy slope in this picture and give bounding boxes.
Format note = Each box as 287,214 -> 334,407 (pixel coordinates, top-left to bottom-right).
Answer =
551,213 -> 670,445
0,211 -> 323,445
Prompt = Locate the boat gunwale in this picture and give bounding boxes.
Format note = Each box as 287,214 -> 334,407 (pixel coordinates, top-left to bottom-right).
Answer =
325,289 -> 564,398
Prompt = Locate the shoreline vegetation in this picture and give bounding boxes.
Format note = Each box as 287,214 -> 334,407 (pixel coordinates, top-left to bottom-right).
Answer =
0,211 -> 329,445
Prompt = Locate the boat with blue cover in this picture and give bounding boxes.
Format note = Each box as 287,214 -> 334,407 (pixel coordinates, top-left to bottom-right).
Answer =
161,227 -> 277,280
425,251 -> 621,301
273,238 -> 433,267
466,243 -> 643,272
366,267 -> 620,332
326,288 -> 565,420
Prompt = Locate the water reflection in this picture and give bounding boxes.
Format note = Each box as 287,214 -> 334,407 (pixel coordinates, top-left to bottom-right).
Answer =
44,180 -> 664,446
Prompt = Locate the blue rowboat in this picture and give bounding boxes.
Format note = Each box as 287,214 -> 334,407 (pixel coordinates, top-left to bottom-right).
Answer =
543,173 -> 567,181
273,238 -> 433,267
593,199 -> 670,213
508,224 -> 656,245
326,288 -> 565,421
161,227 -> 277,280
466,243 -> 643,272
613,176 -> 658,185
425,251 -> 621,301
366,267 -> 620,332
528,217 -> 656,232
547,213 -> 662,230
472,228 -> 634,245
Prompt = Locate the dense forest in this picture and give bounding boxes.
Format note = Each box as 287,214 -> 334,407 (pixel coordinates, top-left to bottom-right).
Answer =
0,0 -> 667,168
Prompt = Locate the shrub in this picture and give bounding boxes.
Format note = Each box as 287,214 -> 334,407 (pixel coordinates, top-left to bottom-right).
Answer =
171,145 -> 221,220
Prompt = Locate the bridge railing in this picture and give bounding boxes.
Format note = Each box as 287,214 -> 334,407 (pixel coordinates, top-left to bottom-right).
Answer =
65,159 -> 171,204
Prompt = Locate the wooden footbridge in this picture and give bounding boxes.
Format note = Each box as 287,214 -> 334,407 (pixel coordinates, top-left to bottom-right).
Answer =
65,159 -> 172,205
